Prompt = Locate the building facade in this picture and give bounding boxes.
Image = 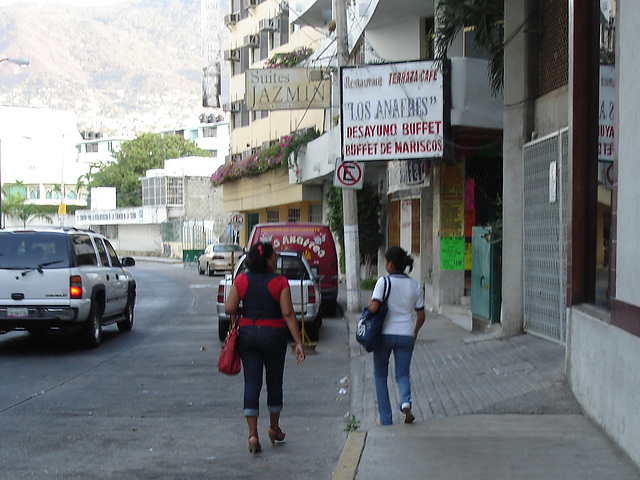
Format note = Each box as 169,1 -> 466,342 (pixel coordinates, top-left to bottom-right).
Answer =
502,0 -> 639,466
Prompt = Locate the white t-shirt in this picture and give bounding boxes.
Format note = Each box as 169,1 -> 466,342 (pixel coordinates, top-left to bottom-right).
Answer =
372,273 -> 424,337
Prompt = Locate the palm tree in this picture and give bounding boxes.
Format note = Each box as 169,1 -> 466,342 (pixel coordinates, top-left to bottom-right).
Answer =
435,0 -> 504,95
1,182 -> 52,228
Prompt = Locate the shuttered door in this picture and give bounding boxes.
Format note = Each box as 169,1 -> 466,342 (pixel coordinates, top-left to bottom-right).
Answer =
522,129 -> 569,343
388,199 -> 400,247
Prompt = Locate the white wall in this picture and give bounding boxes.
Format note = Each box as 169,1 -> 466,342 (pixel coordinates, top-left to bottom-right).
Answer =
365,17 -> 422,61
568,309 -> 640,466
110,224 -> 163,256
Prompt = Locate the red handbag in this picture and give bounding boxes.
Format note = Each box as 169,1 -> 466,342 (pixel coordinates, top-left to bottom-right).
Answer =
218,325 -> 241,375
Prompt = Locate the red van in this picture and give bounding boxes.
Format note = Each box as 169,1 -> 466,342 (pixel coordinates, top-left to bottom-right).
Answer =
248,222 -> 339,315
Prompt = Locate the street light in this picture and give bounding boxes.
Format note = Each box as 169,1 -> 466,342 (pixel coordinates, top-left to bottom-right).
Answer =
0,57 -> 30,228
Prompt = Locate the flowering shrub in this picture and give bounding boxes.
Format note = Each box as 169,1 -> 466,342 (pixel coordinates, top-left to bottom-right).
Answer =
210,129 -> 320,186
265,47 -> 314,68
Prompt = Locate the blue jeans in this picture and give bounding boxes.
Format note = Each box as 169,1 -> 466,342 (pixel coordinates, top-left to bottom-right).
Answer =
373,334 -> 415,425
238,325 -> 288,417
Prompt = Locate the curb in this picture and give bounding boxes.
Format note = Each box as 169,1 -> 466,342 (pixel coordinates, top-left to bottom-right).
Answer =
332,430 -> 367,480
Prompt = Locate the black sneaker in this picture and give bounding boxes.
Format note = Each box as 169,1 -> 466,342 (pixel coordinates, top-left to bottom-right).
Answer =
401,403 -> 415,424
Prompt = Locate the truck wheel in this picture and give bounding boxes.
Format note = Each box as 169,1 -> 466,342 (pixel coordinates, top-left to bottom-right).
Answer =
218,319 -> 230,341
117,293 -> 135,332
82,303 -> 102,349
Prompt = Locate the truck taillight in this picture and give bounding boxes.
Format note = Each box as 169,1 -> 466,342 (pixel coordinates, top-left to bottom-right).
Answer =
70,275 -> 83,299
217,283 -> 225,303
307,286 -> 316,304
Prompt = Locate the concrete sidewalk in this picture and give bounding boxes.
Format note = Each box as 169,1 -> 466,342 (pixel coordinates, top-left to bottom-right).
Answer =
334,298 -> 640,479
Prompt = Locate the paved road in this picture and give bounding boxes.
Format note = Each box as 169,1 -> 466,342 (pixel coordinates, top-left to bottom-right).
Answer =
0,261 -> 350,480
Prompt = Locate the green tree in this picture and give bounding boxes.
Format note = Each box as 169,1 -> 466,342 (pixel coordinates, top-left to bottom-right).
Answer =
325,184 -> 383,276
1,182 -> 53,227
89,133 -> 209,207
435,0 -> 504,95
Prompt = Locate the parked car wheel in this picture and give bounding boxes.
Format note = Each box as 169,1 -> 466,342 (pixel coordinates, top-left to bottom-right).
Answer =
82,303 -> 102,349
218,318 -> 230,342
198,263 -> 205,275
303,317 -> 320,342
207,263 -> 215,276
322,300 -> 337,317
117,292 -> 135,332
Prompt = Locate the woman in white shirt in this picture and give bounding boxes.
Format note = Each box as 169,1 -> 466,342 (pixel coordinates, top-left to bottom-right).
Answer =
367,246 -> 425,425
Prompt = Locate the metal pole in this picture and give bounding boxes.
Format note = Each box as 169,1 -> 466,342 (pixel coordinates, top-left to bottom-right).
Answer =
334,0 -> 361,312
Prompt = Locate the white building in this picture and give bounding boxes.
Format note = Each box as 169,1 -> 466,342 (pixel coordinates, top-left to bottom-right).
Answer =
0,106 -> 88,213
160,115 -> 230,164
75,153 -> 229,258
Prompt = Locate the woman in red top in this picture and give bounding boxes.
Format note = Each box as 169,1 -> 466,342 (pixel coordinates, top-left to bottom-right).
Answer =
225,242 -> 306,453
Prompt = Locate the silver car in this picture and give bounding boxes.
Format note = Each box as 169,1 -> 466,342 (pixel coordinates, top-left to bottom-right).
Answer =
197,243 -> 242,276
216,251 -> 323,341
0,228 -> 136,348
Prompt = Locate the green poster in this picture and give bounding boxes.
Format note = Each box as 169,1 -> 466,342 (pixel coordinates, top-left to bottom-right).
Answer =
441,236 -> 465,270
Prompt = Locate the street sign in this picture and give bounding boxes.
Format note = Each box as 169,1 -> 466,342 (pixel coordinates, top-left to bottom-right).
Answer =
334,159 -> 364,189
230,213 -> 245,232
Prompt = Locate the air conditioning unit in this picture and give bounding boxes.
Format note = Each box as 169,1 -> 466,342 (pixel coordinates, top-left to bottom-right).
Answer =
259,17 -> 275,31
279,1 -> 289,13
271,18 -> 281,31
247,0 -> 259,7
224,13 -> 239,26
223,48 -> 240,61
243,34 -> 260,47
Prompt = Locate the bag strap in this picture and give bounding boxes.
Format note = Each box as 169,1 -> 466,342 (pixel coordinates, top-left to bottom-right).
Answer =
381,276 -> 391,304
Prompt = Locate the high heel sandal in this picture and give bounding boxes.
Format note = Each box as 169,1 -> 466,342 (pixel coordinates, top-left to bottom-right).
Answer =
248,434 -> 261,453
267,426 -> 286,445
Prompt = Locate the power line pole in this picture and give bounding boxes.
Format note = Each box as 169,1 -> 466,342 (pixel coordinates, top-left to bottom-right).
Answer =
334,0 -> 361,312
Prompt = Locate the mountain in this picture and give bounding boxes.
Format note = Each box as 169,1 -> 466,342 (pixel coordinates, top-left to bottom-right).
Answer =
0,0 -> 213,135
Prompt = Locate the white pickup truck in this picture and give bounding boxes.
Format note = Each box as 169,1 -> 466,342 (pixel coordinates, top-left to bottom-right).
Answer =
216,251 -> 322,341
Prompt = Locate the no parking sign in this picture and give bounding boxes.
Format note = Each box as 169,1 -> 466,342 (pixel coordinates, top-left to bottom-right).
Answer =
230,213 -> 245,232
334,159 -> 364,190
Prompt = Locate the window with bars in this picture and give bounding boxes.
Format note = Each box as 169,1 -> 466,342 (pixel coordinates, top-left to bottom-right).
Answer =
166,177 -> 184,206
267,210 -> 280,222
96,225 -> 119,240
288,208 -> 300,223
142,177 -> 166,206
309,204 -> 323,223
